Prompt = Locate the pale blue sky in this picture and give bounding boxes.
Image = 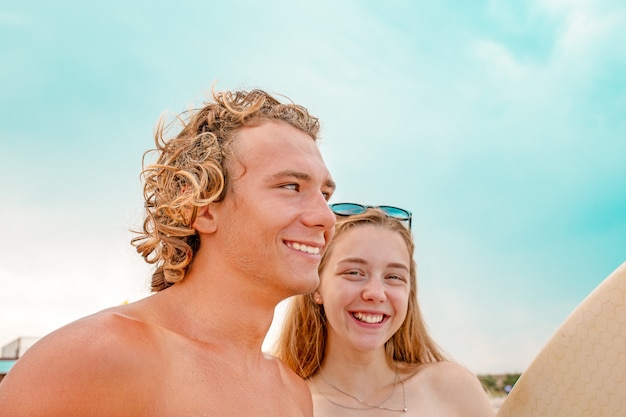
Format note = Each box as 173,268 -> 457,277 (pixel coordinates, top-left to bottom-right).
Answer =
1,0 -> 625,373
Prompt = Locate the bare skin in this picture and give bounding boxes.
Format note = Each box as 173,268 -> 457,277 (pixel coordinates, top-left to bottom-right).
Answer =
309,361 -> 495,417
0,120 -> 336,416
308,225 -> 494,417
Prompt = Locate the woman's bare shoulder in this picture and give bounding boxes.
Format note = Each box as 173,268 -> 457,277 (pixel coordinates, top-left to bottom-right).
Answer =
403,362 -> 495,416
405,361 -> 479,382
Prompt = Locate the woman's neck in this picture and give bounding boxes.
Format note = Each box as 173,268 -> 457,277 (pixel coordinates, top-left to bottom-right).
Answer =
317,349 -> 396,392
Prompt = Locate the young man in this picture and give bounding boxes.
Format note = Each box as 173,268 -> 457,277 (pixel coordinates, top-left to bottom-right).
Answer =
0,89 -> 337,416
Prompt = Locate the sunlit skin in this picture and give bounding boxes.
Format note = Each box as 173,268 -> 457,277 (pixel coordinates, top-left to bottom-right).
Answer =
193,120 -> 337,306
317,224 -> 411,355
309,223 -> 495,417
0,120 -> 336,417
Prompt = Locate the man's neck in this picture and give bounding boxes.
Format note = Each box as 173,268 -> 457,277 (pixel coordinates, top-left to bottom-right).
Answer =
147,276 -> 277,356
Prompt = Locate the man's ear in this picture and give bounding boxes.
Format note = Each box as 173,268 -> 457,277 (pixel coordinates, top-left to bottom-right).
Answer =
192,205 -> 218,234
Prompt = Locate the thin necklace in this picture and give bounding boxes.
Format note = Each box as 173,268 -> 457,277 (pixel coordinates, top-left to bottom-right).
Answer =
316,370 -> 408,413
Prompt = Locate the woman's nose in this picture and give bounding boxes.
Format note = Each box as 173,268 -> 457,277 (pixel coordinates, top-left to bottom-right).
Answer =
361,278 -> 386,302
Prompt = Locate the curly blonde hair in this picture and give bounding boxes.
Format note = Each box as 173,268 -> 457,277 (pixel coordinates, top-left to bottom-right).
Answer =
274,209 -> 446,378
131,89 -> 320,292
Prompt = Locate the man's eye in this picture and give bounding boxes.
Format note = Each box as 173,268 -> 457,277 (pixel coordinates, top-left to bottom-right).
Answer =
282,183 -> 299,191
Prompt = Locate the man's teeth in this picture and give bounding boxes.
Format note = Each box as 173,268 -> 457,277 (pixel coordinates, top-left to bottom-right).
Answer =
352,312 -> 384,324
291,242 -> 320,255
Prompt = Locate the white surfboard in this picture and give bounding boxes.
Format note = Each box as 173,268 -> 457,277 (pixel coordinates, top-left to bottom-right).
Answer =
496,261 -> 626,417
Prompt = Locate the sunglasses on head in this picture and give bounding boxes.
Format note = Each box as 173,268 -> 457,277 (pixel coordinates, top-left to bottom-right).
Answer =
329,203 -> 412,229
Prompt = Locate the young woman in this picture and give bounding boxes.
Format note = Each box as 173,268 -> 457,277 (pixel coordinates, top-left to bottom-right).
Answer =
275,204 -> 494,416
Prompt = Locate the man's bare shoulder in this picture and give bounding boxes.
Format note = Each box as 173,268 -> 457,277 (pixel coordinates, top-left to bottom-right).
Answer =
0,304 -> 163,416
265,352 -> 310,390
0,302 -> 314,417
264,353 -> 314,415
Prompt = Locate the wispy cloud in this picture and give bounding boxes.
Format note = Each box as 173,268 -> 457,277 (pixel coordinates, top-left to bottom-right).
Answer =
1,0 -> 624,373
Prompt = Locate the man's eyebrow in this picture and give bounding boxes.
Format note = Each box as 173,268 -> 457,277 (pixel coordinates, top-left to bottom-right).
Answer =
269,170 -> 336,190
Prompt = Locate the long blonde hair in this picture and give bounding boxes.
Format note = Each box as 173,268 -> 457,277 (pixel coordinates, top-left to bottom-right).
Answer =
275,209 -> 446,378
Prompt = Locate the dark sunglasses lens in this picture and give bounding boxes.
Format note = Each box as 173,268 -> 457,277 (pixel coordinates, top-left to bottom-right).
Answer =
330,203 -> 366,216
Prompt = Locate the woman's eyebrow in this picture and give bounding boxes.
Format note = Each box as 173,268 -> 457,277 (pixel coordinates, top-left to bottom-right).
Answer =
386,262 -> 410,272
337,258 -> 409,271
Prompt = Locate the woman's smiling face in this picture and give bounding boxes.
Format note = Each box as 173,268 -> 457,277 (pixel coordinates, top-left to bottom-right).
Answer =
316,224 -> 412,353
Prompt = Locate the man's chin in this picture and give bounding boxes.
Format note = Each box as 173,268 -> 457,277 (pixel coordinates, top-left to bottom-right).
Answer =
291,274 -> 320,296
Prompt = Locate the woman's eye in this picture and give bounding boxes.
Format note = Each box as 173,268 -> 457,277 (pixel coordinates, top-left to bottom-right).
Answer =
342,270 -> 363,279
387,274 -> 406,282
